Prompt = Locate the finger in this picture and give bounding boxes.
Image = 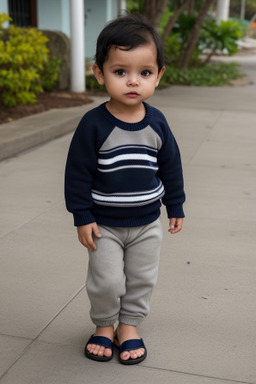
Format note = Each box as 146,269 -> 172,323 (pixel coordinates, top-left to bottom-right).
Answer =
173,220 -> 182,233
168,218 -> 183,234
92,223 -> 102,238
85,236 -> 97,250
77,224 -> 99,250
79,235 -> 96,250
169,218 -> 176,231
176,218 -> 184,230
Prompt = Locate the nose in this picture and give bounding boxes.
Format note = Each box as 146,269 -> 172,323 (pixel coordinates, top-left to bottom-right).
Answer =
127,74 -> 139,86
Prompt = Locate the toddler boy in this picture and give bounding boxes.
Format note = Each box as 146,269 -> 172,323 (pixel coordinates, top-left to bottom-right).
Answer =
65,13 -> 185,365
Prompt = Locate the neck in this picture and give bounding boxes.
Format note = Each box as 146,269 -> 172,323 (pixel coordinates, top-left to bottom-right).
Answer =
106,101 -> 145,123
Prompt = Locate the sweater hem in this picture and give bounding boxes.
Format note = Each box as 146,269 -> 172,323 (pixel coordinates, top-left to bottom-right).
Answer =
95,211 -> 160,228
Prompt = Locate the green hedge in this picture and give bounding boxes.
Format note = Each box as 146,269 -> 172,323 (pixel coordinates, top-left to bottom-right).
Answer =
0,13 -> 60,107
161,62 -> 243,86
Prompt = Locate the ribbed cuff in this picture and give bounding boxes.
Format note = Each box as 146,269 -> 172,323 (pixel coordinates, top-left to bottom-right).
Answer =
92,318 -> 118,327
166,205 -> 185,218
119,315 -> 144,326
73,211 -> 96,226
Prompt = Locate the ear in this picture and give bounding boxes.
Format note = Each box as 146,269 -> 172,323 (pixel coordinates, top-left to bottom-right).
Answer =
92,63 -> 105,85
155,66 -> 165,87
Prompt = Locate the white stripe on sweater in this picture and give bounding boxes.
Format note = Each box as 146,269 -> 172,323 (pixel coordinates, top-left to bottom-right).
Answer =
92,185 -> 164,203
98,154 -> 157,165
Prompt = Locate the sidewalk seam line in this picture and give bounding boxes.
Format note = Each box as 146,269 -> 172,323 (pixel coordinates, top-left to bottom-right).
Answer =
186,110 -> 223,165
0,284 -> 86,382
0,199 -> 63,241
141,365 -> 255,384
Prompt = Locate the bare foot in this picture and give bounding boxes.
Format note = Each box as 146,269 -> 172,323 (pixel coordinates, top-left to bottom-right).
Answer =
115,323 -> 145,361
86,325 -> 114,358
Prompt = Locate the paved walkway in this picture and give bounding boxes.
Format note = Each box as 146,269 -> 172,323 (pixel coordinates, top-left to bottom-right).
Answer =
0,52 -> 256,383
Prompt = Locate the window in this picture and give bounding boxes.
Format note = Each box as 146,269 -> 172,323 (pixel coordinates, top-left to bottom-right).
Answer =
8,0 -> 37,27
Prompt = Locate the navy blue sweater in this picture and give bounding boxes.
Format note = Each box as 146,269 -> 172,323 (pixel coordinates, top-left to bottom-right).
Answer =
65,102 -> 185,227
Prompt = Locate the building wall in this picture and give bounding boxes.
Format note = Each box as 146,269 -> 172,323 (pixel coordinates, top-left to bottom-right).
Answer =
61,0 -> 70,37
0,0 -> 10,27
38,0 -> 120,59
0,0 -> 122,59
84,0 -> 107,59
0,0 -> 9,14
38,0 -> 62,32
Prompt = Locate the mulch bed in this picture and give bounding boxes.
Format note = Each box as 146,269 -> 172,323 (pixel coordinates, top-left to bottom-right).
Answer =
0,91 -> 95,124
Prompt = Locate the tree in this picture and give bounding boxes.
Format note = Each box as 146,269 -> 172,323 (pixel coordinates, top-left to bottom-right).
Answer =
181,0 -> 216,68
143,0 -> 169,29
162,0 -> 191,43
126,0 -> 218,69
229,0 -> 256,20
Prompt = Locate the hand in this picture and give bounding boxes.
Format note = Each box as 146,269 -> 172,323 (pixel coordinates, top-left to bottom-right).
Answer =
168,218 -> 183,234
77,223 -> 102,250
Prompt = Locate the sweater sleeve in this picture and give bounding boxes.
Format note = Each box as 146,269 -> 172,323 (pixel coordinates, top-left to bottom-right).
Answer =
157,118 -> 185,218
64,115 -> 99,226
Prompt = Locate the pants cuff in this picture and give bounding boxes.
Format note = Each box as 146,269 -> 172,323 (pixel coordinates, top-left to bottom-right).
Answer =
119,315 -> 144,326
92,317 -> 118,327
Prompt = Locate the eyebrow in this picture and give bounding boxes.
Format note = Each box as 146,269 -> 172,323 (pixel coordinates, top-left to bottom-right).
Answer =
109,64 -> 156,70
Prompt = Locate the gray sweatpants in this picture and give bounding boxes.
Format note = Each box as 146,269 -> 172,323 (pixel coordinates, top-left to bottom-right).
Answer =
86,218 -> 163,327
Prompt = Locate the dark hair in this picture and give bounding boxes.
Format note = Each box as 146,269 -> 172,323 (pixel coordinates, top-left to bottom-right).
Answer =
95,13 -> 164,73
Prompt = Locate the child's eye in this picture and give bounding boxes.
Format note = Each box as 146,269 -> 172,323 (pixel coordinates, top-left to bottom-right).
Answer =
141,70 -> 151,77
115,69 -> 126,76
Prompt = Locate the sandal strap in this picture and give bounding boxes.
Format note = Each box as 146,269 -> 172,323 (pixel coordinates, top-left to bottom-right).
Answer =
119,338 -> 145,353
87,335 -> 113,350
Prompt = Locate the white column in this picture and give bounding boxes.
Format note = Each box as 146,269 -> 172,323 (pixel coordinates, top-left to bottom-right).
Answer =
119,0 -> 127,15
240,0 -> 246,20
2,0 -> 10,27
216,0 -> 230,25
106,0 -> 112,21
70,0 -> 85,92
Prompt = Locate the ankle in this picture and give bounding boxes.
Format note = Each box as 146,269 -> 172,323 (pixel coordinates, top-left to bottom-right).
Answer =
118,323 -> 136,332
95,325 -> 114,339
116,323 -> 140,343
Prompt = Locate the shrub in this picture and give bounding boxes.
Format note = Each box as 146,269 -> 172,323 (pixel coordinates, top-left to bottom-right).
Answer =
161,62 -> 243,87
164,12 -> 201,67
40,56 -> 61,92
163,11 -> 244,69
86,73 -> 105,91
200,20 -> 244,64
0,13 -> 61,107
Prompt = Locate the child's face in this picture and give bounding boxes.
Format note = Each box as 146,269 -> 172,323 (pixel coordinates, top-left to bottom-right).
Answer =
93,43 -> 165,109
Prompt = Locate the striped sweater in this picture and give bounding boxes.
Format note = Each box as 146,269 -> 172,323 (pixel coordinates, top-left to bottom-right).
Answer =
65,102 -> 185,227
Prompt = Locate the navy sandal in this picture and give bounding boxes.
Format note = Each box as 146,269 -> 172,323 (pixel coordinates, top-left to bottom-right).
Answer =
85,335 -> 114,362
115,337 -> 147,365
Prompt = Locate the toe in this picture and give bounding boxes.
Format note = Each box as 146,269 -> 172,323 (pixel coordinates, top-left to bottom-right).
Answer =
120,348 -> 145,361
97,346 -> 105,357
129,350 -> 137,360
130,348 -> 145,359
86,343 -> 94,353
130,350 -> 139,359
104,348 -> 112,358
86,343 -> 112,358
137,348 -> 145,357
92,344 -> 101,355
120,351 -> 131,361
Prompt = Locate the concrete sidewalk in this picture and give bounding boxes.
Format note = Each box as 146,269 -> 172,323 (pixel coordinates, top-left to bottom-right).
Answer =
0,55 -> 256,383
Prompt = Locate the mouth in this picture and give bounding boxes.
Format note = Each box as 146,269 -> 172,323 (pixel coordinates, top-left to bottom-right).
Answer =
125,92 -> 139,98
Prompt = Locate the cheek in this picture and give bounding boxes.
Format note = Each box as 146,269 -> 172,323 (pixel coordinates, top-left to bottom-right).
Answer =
144,80 -> 158,91
104,78 -> 122,94
106,76 -> 124,87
